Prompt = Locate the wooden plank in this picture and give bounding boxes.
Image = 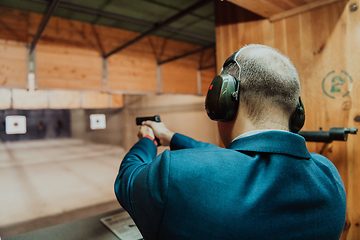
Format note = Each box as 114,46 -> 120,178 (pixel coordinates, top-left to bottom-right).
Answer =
93,25 -> 145,55
227,0 -> 338,19
82,92 -> 109,109
36,44 -> 102,90
298,10 -> 314,63
285,15 -> 301,66
0,40 -> 27,88
146,36 -> 201,63
0,7 -> 28,42
242,21 -> 265,46
215,19 -> 276,69
273,19 -> 287,54
107,48 -> 157,92
215,0 -> 265,26
307,1 -> 347,155
260,19 -> 275,47
28,13 -> 100,51
201,68 -> 216,96
215,25 -> 231,71
161,59 -> 198,94
270,0 -> 344,22
107,32 -> 209,94
199,48 -> 216,71
297,10 -> 316,152
0,88 -> 12,109
0,8 -> 215,96
227,0 -> 291,18
12,89 -> 48,109
344,0 -> 360,239
49,90 -> 81,109
111,94 -> 124,108
100,25 -> 211,93
93,25 -> 203,63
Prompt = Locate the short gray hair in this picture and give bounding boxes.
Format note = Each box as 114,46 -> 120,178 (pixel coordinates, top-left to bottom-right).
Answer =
222,44 -> 300,123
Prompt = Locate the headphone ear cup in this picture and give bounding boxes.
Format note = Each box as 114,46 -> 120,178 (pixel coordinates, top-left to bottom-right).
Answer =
289,97 -> 305,133
205,74 -> 239,122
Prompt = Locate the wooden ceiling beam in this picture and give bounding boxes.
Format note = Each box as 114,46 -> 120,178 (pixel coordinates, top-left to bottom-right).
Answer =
29,0 -> 60,54
269,0 -> 344,22
226,0 -> 341,20
104,0 -> 212,58
226,0 -> 289,18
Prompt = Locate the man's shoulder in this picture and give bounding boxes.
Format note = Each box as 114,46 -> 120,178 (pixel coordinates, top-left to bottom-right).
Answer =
309,152 -> 338,168
309,152 -> 342,177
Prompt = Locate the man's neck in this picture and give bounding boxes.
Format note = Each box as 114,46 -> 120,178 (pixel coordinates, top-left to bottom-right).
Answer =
218,107 -> 289,147
230,112 -> 289,144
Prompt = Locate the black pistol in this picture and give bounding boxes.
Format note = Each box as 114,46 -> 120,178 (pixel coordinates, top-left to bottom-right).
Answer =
135,115 -> 161,146
136,115 -> 161,126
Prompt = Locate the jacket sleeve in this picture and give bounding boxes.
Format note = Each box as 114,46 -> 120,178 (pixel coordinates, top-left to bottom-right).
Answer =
170,133 -> 217,151
114,137 -> 157,219
114,137 -> 171,239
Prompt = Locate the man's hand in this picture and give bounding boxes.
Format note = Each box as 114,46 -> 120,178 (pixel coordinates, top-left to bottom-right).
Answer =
142,121 -> 174,146
137,125 -> 155,140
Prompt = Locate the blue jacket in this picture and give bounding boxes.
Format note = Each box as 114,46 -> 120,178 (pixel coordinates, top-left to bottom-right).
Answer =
114,131 -> 346,240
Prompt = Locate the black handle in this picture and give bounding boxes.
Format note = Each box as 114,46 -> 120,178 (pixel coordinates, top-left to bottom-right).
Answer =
135,115 -> 161,146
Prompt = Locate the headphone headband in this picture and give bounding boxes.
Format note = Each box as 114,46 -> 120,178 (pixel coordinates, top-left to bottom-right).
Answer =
222,50 -> 241,78
222,50 -> 242,100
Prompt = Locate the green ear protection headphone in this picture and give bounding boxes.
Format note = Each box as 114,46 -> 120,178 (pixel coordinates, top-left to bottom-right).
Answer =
205,49 -> 305,133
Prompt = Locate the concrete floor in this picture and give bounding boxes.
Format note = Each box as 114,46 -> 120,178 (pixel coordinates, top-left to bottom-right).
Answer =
0,138 -> 126,238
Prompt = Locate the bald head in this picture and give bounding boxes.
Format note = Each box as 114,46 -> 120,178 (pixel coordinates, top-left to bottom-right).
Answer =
222,44 -> 300,125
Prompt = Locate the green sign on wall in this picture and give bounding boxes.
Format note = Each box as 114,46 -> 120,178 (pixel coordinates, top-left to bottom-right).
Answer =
322,70 -> 353,99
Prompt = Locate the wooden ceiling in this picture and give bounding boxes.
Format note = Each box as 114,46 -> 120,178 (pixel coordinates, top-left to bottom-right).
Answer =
227,0 -> 343,21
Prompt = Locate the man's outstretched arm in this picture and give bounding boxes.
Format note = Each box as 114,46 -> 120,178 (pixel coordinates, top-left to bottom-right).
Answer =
114,126 -> 158,217
143,121 -> 217,151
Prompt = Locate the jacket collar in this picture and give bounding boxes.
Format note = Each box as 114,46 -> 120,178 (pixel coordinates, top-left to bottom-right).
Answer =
226,130 -> 311,159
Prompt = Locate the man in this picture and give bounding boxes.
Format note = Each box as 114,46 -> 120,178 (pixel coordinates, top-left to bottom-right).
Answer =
114,44 -> 346,239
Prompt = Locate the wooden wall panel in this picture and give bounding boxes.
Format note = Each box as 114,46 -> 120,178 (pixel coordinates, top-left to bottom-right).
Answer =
227,0 -> 296,17
90,23 -> 216,94
161,60 -> 198,94
111,94 -> 124,108
216,0 -> 359,238
0,40 -> 27,88
49,90 -> 81,109
146,36 -> 201,63
216,20 -> 275,68
201,68 -> 216,95
28,12 -> 100,51
344,1 -> 360,238
94,25 -> 157,93
82,92 -> 109,109
0,8 -> 28,42
161,47 -> 215,95
107,47 -> 157,92
105,31 -> 215,94
36,44 -> 102,90
0,89 -> 12,109
0,90 -> 123,110
0,6 -> 216,106
12,89 -> 48,109
227,0 -> 341,18
199,48 -> 216,70
91,24 -> 145,55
